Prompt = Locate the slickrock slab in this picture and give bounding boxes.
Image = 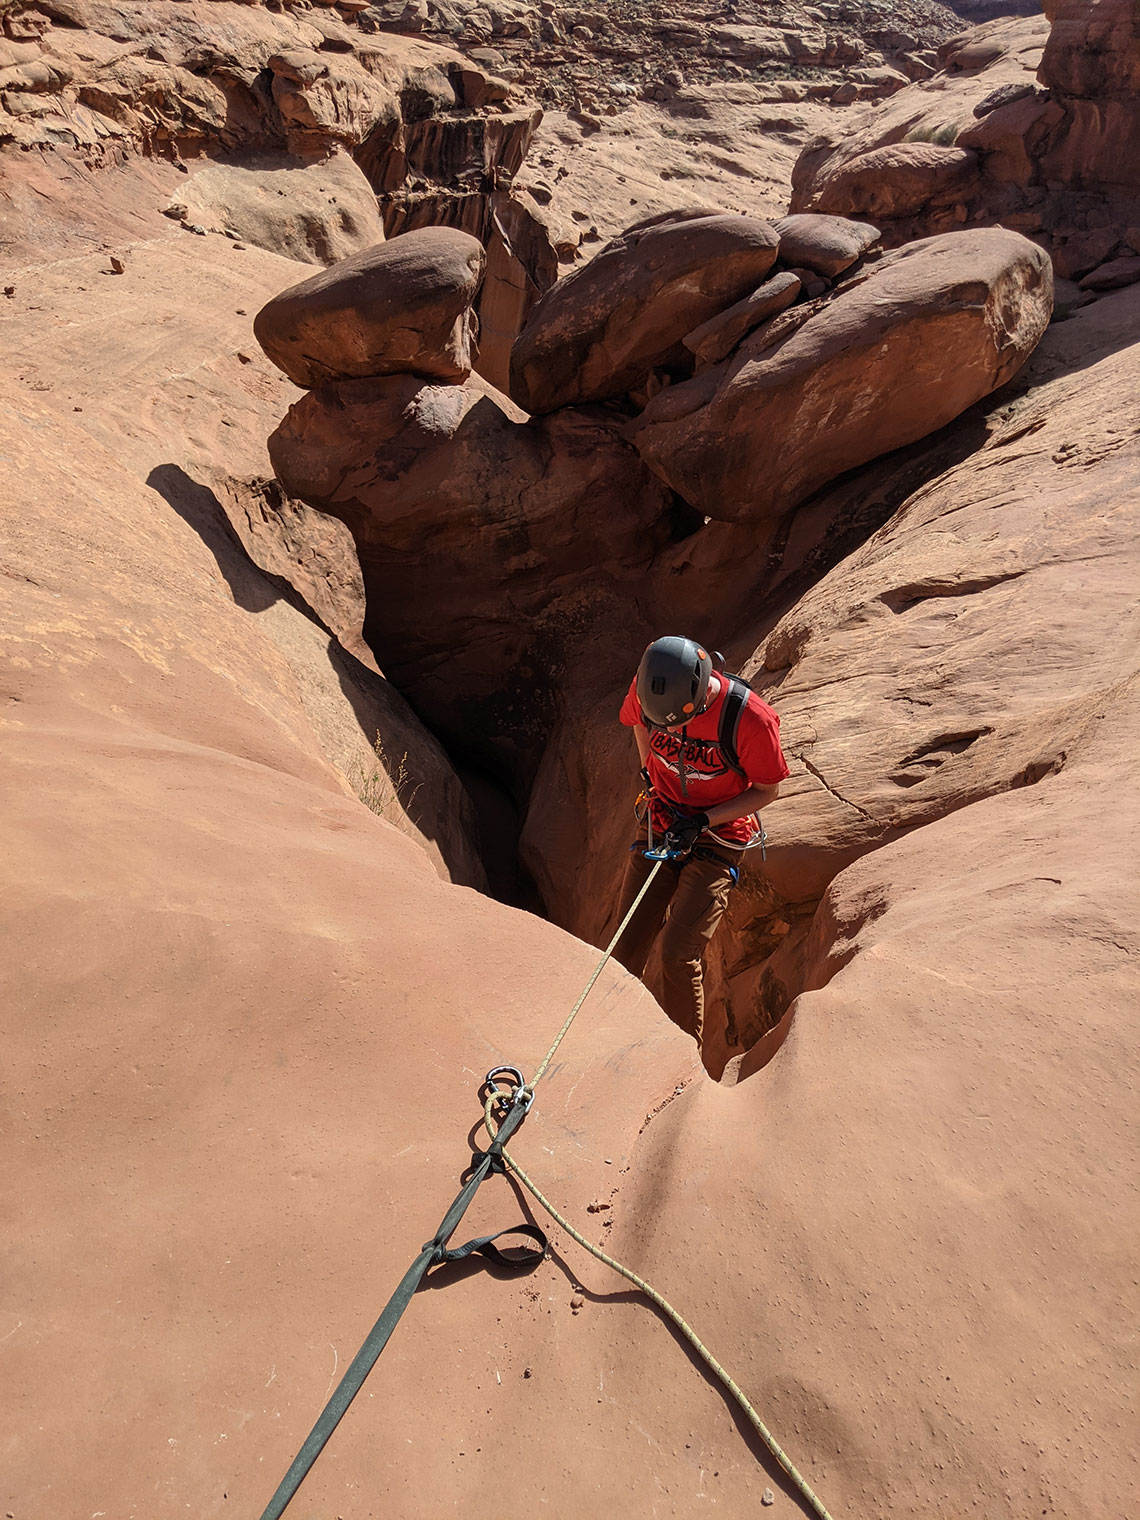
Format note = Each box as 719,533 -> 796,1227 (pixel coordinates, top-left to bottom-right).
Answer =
509,211 -> 780,413
627,228 -> 1053,523
167,149 -> 385,267
253,226 -> 486,387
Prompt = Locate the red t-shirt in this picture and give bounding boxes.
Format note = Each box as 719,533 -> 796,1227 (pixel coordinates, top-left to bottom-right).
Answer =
620,674 -> 789,843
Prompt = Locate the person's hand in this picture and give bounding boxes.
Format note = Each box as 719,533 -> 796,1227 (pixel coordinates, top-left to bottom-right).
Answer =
663,811 -> 709,854
639,766 -> 653,790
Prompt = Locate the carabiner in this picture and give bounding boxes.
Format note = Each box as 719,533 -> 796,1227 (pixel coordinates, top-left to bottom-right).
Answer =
483,1065 -> 534,1112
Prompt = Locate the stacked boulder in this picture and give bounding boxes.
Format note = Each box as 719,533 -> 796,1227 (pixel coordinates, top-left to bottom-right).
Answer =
509,207 -> 1052,523
258,208 -> 1053,785
255,227 -> 678,787
255,226 -> 485,385
256,203 -> 1055,1059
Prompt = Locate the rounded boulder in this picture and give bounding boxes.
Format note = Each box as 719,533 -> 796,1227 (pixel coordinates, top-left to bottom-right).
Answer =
509,211 -> 781,413
253,226 -> 486,389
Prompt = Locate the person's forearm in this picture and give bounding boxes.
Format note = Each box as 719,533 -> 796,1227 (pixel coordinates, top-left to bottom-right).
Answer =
704,783 -> 780,827
634,727 -> 651,765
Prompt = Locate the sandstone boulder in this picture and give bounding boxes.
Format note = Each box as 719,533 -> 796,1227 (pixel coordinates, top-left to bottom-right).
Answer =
805,143 -> 980,220
509,212 -> 781,413
626,229 -> 1052,523
773,212 -> 881,276
1051,226 -> 1122,281
253,227 -> 486,388
682,270 -> 801,367
788,16 -> 1050,241
1079,255 -> 1140,292
166,150 -> 385,267
268,46 -> 400,148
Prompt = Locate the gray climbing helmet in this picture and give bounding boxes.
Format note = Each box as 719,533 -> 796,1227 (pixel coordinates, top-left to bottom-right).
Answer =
636,635 -> 713,727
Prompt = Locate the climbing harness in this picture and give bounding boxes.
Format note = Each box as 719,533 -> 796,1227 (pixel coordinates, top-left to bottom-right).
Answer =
255,854 -> 836,1520
638,785 -> 768,862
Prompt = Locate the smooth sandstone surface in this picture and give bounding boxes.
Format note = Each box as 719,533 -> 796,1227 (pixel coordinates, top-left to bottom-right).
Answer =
627,228 -> 1053,523
509,211 -> 781,412
253,226 -> 487,387
0,206 -> 699,1520
4,4 -> 1140,1518
167,149 -> 386,266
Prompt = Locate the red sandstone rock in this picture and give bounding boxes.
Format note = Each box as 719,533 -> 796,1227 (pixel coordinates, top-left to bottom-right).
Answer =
1038,0 -> 1140,191
253,226 -> 486,388
1051,227 -> 1122,281
682,270 -> 801,367
788,16 -> 1051,243
773,212 -> 881,275
267,370 -> 676,782
805,143 -> 980,220
509,211 -> 781,413
1079,255 -> 1140,292
627,229 -> 1053,524
166,149 -> 385,266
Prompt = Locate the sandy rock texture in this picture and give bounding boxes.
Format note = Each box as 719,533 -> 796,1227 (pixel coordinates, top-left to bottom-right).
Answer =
614,731 -> 1139,1518
164,148 -> 386,266
0,141 -> 705,1520
0,210 -> 486,891
5,3 -> 1140,1519
627,227 -> 1053,523
254,225 -> 486,386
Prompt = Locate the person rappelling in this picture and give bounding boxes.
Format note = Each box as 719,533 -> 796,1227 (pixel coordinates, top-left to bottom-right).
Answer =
613,635 -> 789,1049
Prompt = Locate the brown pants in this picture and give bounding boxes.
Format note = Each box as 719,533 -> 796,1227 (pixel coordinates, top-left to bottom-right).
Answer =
612,835 -> 738,1045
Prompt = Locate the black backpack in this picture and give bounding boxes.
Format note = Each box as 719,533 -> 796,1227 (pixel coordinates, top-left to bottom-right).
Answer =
717,673 -> 753,781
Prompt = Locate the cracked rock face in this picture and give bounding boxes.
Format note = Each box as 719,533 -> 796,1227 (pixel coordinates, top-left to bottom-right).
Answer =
626,228 -> 1054,524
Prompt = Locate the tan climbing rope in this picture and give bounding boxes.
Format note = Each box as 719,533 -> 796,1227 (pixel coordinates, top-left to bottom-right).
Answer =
259,852 -> 839,1520
479,858 -> 837,1520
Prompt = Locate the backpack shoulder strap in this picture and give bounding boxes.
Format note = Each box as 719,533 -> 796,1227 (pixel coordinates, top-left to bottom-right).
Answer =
717,676 -> 750,780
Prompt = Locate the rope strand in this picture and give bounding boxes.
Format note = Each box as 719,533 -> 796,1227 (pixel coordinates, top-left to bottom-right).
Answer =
529,858 -> 664,1087
483,1098 -> 836,1520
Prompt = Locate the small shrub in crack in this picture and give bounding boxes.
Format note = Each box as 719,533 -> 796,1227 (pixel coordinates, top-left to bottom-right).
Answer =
352,734 -> 423,831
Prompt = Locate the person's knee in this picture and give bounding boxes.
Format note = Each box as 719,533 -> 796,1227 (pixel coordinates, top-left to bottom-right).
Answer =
659,915 -> 714,968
